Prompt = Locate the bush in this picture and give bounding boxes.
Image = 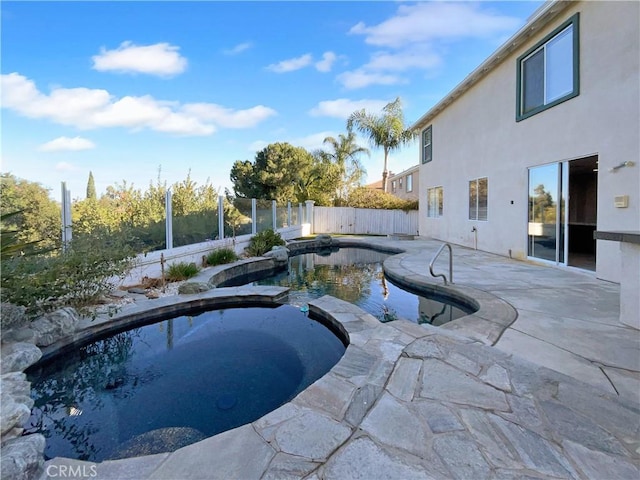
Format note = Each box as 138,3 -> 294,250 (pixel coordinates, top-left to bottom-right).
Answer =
205,248 -> 238,266
246,229 -> 285,257
165,261 -> 199,281
342,187 -> 419,211
1,232 -> 135,318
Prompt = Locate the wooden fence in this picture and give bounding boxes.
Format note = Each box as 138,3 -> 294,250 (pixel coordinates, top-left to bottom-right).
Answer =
313,207 -> 419,235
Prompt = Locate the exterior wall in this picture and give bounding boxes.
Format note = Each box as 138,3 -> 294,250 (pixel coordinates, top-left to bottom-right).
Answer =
389,166 -> 420,201
418,1 -> 639,283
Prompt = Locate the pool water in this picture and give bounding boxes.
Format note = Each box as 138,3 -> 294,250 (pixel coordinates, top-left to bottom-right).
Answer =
254,248 -> 474,325
25,305 -> 345,462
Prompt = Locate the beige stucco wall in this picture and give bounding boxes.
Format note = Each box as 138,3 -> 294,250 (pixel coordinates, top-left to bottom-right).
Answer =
390,167 -> 420,201
418,0 -> 639,283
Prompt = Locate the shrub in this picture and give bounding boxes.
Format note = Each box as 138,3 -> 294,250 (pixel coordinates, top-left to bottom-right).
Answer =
343,187 -> 419,211
206,248 -> 238,266
165,261 -> 199,281
1,231 -> 135,319
246,229 -> 285,257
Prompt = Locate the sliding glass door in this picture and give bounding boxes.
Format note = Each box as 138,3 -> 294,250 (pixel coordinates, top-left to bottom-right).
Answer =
527,163 -> 567,263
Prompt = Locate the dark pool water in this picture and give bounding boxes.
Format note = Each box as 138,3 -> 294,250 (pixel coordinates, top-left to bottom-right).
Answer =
25,305 -> 345,462
254,248 -> 474,325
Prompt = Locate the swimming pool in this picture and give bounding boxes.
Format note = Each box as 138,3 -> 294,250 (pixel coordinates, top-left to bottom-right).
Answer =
25,304 -> 345,462
251,248 -> 475,325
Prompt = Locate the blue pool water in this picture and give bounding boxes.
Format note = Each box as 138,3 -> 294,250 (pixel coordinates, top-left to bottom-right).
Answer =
25,305 -> 345,462
253,248 -> 474,325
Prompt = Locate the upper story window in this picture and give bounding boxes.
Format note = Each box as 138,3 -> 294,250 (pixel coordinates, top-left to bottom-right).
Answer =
406,174 -> 413,192
391,180 -> 397,192
399,177 -> 403,189
516,13 -> 579,121
421,126 -> 432,163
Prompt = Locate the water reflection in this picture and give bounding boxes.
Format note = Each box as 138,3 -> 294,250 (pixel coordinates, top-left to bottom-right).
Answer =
254,248 -> 472,324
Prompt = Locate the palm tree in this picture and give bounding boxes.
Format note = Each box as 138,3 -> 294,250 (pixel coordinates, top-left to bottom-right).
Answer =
321,131 -> 370,200
347,97 -> 417,193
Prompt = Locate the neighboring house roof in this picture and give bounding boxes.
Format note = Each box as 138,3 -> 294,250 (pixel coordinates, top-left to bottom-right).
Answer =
412,0 -> 572,131
389,165 -> 419,179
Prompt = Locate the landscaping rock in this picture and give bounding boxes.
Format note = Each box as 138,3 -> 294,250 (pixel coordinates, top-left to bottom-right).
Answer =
29,307 -> 79,347
127,287 -> 147,294
0,342 -> 42,374
263,246 -> 289,262
1,373 -> 33,438
178,282 -> 211,294
0,303 -> 28,331
0,433 -> 45,480
316,234 -> 333,246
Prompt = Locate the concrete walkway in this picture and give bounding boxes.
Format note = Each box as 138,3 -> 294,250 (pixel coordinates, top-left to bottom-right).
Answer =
41,238 -> 640,479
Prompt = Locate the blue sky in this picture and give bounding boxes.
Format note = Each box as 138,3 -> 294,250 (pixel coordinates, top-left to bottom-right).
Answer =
1,1 -> 543,201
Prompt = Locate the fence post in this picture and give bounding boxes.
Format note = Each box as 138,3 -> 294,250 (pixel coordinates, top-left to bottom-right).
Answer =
218,195 -> 225,240
165,189 -> 173,250
60,182 -> 72,252
305,200 -> 315,234
287,202 -> 292,227
272,200 -> 277,230
251,199 -> 257,234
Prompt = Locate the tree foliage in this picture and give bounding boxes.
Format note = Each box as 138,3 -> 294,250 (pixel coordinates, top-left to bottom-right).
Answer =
230,142 -> 339,205
0,173 -> 61,250
347,97 -> 417,193
344,187 -> 418,211
86,171 -> 97,200
319,132 -> 369,201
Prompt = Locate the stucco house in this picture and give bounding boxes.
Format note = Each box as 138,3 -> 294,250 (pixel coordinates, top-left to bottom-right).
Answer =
413,0 -> 639,284
366,165 -> 420,202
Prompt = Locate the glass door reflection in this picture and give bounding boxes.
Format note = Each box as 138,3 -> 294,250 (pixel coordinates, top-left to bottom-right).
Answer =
528,163 -> 565,263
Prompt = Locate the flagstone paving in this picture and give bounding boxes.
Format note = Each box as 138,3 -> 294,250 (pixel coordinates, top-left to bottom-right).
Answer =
41,238 -> 640,479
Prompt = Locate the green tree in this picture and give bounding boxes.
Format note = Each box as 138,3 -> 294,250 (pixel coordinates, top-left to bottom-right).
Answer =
231,142 -> 331,204
320,132 -> 369,201
0,173 -> 61,250
347,97 -> 417,193
86,171 -> 96,200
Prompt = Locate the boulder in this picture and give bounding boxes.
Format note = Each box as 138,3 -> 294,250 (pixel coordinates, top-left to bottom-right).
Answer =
0,434 -> 45,480
263,246 -> 289,262
0,304 -> 28,331
29,307 -> 79,347
316,234 -> 333,246
1,373 -> 34,438
178,282 -> 211,295
0,343 -> 42,374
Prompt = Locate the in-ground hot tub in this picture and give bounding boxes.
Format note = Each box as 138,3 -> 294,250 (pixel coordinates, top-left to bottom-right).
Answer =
25,303 -> 346,462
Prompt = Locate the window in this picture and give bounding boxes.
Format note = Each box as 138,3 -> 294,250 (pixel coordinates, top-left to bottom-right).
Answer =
469,177 -> 488,221
391,180 -> 397,192
427,186 -> 443,218
422,126 -> 432,163
406,174 -> 413,192
516,14 -> 579,121
399,177 -> 403,190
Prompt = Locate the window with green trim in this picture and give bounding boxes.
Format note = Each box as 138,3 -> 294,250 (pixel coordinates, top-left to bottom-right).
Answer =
516,13 -> 579,121
422,126 -> 432,163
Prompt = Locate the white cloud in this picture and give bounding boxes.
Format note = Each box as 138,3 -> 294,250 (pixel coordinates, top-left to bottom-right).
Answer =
38,136 -> 96,152
1,73 -> 276,136
315,52 -> 337,72
266,53 -> 313,73
92,41 -> 187,76
309,98 -> 390,119
337,70 -> 406,90
248,140 -> 268,152
223,42 -> 253,55
349,3 -> 522,48
55,161 -> 75,172
364,47 -> 441,72
181,103 -> 276,128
